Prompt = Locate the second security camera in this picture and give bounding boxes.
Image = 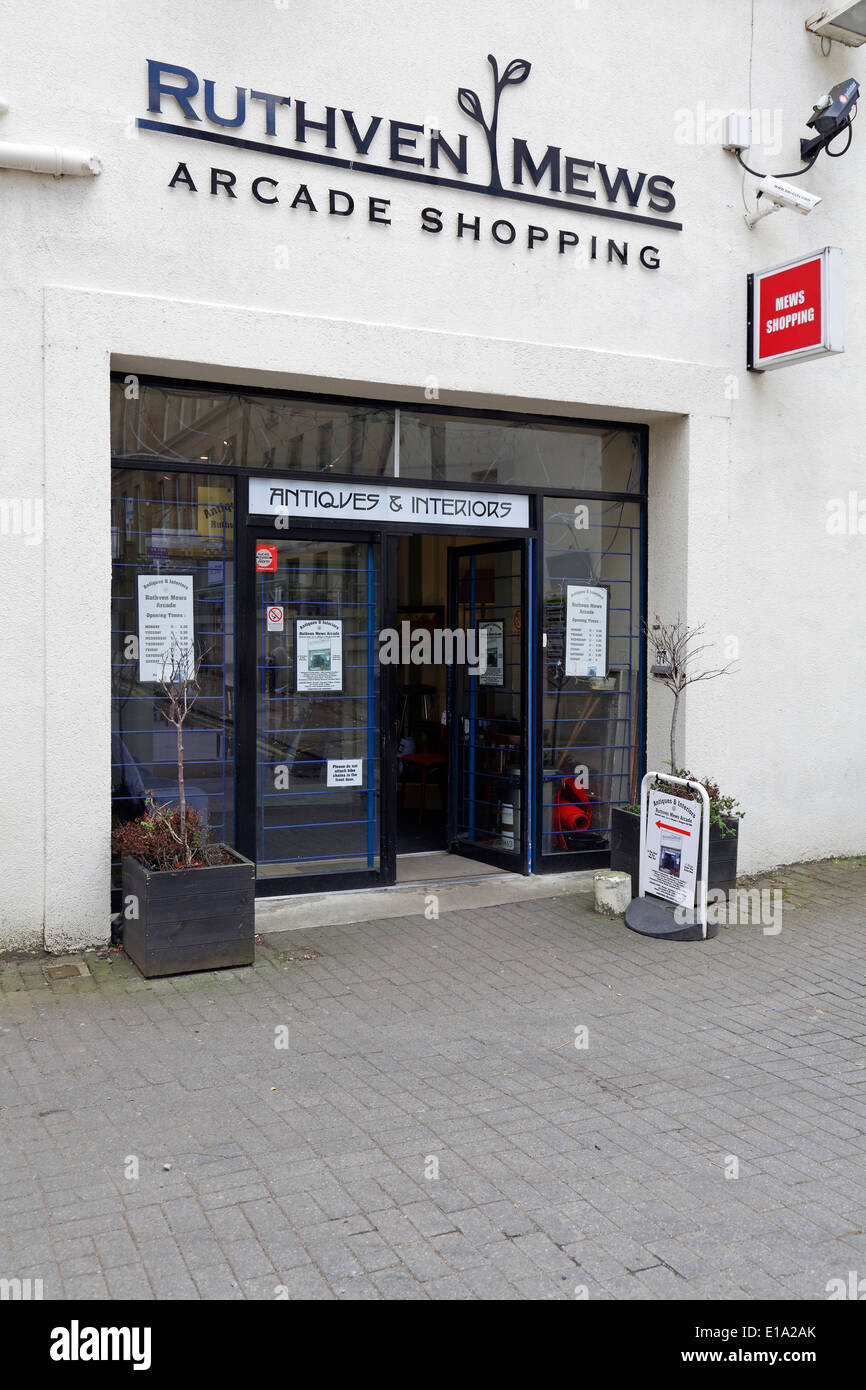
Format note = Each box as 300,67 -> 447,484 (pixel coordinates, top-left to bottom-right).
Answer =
801,77 -> 860,160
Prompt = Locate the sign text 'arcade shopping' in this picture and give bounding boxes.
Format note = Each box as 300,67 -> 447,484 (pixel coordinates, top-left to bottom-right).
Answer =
139,53 -> 682,269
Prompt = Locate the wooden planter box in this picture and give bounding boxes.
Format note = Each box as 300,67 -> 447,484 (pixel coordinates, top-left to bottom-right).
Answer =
121,847 -> 255,979
610,807 -> 740,900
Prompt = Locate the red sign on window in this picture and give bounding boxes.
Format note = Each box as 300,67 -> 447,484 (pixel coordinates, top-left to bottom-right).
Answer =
749,248 -> 843,371
256,544 -> 278,572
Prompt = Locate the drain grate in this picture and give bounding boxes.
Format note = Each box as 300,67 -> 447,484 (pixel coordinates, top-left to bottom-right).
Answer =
42,959 -> 91,981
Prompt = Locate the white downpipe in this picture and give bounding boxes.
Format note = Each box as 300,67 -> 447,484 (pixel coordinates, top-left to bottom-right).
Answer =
0,143 -> 102,176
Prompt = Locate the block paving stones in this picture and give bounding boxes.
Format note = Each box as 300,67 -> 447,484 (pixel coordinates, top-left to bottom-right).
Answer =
1,857 -> 865,1300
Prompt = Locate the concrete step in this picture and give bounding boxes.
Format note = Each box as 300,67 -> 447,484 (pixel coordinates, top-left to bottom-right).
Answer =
255,868 -> 596,934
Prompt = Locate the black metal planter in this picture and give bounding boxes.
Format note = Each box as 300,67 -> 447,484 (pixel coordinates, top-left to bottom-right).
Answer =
610,807 -> 740,900
121,848 -> 256,978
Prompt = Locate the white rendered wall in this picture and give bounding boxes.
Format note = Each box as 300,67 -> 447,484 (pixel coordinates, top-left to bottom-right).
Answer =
1,0 -> 864,950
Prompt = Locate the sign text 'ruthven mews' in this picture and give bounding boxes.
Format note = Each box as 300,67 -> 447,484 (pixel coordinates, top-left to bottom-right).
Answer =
139,55 -> 681,245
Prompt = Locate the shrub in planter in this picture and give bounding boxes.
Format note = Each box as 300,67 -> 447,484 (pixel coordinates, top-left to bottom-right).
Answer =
612,614 -> 744,906
111,643 -> 254,979
611,771 -> 743,899
113,800 -> 255,978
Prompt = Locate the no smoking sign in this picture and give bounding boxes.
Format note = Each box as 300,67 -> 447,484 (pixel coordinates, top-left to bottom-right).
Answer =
267,605 -> 284,632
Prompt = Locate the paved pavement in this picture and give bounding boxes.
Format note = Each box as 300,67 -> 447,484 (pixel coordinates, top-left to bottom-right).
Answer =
1,857 -> 865,1301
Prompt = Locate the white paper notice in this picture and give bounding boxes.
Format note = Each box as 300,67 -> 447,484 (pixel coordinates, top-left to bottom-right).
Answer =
137,574 -> 194,682
296,619 -> 343,692
327,759 -> 363,787
643,790 -> 701,909
479,620 -> 504,686
564,586 -> 607,678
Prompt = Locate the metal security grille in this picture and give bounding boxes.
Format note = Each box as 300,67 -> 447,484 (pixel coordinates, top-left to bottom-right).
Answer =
541,497 -> 644,865
110,470 -> 235,886
255,538 -> 379,876
449,543 -> 526,867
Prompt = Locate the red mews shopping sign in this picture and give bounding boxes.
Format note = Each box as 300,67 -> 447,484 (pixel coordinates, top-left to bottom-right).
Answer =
748,247 -> 844,371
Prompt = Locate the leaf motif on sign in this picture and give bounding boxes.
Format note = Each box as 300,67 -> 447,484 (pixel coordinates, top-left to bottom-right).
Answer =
502,58 -> 532,86
457,56 -> 534,194
458,86 -> 484,123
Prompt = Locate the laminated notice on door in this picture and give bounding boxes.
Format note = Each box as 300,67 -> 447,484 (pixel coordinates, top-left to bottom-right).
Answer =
327,759 -> 363,787
296,619 -> 343,692
479,620 -> 504,686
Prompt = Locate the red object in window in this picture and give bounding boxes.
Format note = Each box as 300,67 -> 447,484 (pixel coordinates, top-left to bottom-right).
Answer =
256,544 -> 278,572
554,776 -> 592,850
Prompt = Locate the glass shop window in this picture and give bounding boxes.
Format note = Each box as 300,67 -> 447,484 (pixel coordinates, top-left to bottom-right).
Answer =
541,495 -> 643,860
110,468 -> 236,886
110,380 -> 395,475
399,411 -> 643,492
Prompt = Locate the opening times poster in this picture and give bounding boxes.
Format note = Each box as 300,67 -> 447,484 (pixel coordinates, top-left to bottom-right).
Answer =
296,619 -> 343,692
564,585 -> 608,678
137,574 -> 194,683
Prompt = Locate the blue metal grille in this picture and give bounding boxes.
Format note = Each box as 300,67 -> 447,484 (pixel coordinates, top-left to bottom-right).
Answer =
541,499 -> 644,859
452,548 -> 523,857
110,472 -> 235,881
255,541 -> 379,875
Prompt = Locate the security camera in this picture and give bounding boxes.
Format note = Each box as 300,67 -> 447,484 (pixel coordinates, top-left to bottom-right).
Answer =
757,175 -> 822,212
801,77 -> 859,160
745,175 -> 822,228
726,73 -> 857,227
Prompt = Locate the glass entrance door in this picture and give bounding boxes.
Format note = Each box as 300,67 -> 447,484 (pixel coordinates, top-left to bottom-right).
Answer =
447,541 -> 529,874
252,533 -> 382,889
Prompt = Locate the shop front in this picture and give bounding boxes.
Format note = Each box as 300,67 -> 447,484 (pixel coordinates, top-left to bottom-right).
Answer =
7,2 -> 866,958
111,379 -> 646,900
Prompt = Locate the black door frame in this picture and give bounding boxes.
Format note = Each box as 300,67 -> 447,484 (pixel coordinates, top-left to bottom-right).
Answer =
240,516 -> 534,895
240,518 -> 391,897
446,538 -> 531,876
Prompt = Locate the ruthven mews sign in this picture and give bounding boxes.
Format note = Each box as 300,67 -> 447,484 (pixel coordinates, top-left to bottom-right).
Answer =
138,54 -> 681,269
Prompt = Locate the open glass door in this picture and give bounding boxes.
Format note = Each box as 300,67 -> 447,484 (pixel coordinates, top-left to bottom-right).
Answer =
447,541 -> 529,874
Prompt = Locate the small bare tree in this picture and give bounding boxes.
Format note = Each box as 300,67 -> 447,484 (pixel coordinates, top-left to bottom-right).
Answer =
646,615 -> 738,772
157,641 -> 207,864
